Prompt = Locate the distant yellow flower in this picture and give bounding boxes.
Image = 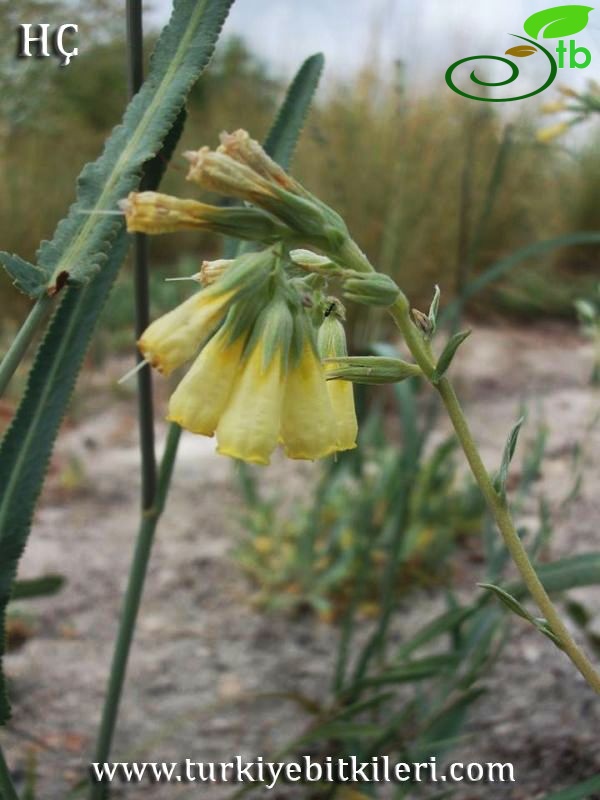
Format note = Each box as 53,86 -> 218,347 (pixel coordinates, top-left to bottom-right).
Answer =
536,121 -> 570,143
318,314 -> 358,452
540,100 -> 567,114
557,85 -> 579,99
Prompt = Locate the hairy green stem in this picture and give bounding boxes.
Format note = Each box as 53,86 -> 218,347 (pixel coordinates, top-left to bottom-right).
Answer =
90,423 -> 181,800
0,743 -> 19,800
337,234 -> 600,693
388,296 -> 600,694
0,294 -> 52,397
128,0 -> 157,513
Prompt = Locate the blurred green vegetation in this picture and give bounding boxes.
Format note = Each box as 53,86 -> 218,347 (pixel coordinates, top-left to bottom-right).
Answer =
235,427 -> 486,620
1,8 -> 600,337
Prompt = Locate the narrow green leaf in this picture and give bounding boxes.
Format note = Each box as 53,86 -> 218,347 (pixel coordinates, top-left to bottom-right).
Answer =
348,654 -> 459,691
535,618 -> 563,649
432,330 -> 471,382
542,774 -> 600,799
328,692 -> 393,723
478,583 -> 537,623
0,0 -> 224,724
11,575 -> 65,601
441,232 -> 600,321
0,233 -> 128,724
264,53 -> 324,169
418,687 -> 487,754
494,416 -> 524,497
507,553 -> 600,599
524,5 -> 593,39
397,606 -> 475,659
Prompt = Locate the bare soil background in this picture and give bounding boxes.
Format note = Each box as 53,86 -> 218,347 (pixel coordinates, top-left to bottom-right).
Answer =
3,321 -> 600,799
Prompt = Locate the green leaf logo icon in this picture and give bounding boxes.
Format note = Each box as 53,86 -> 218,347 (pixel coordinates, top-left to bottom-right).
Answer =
523,5 -> 594,39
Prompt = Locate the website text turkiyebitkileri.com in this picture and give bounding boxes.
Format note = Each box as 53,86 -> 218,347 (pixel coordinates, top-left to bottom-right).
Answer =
90,755 -> 516,788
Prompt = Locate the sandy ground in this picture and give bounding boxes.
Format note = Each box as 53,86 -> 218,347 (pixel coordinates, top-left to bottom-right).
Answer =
2,321 -> 600,800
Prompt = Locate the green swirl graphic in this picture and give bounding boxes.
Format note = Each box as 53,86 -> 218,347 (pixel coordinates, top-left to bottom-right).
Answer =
445,35 -> 558,102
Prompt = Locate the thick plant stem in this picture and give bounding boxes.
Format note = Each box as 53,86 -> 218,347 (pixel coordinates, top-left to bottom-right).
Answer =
387,296 -> 600,695
89,424 -> 181,800
0,743 -> 19,800
0,294 -> 52,397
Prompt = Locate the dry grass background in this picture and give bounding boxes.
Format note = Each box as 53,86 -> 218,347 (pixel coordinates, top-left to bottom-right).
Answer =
1,30 -> 599,334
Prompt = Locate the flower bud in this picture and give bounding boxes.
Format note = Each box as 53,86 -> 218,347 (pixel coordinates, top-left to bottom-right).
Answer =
342,272 -> 400,307
120,191 -> 291,243
185,142 -> 348,255
318,315 -> 357,451
411,308 -> 434,336
184,148 -> 278,205
289,249 -> 337,272
218,129 -> 302,193
199,258 -> 233,287
323,356 -> 421,384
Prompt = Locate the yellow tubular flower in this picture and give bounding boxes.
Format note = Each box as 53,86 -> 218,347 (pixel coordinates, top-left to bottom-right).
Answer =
139,249 -> 275,376
216,340 -> 285,465
120,191 -> 226,234
216,296 -> 293,465
138,288 -> 234,375
121,190 -> 291,243
167,324 -> 245,435
318,314 -> 358,452
280,322 -> 338,460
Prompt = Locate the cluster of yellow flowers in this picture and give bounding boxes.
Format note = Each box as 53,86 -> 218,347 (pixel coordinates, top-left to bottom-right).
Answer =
537,82 -> 600,142
122,133 -> 360,464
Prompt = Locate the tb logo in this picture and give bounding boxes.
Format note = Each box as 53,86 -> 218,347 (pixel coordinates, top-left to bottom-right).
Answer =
446,4 -> 594,102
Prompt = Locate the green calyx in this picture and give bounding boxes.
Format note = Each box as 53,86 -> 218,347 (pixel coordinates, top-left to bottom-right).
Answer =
324,356 -> 421,385
342,272 -> 400,307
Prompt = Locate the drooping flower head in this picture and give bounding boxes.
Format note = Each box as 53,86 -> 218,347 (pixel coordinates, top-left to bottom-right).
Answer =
125,131 -> 365,465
